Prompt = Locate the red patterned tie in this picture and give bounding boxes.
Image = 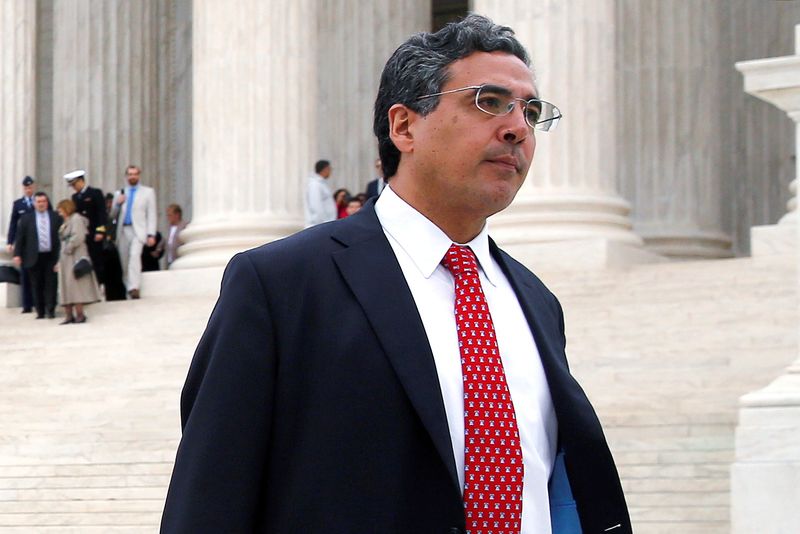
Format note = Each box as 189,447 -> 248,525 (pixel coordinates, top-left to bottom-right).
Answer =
442,245 -> 524,534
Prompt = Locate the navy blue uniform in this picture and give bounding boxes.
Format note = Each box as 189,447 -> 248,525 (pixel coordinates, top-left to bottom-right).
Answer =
6,196 -> 34,310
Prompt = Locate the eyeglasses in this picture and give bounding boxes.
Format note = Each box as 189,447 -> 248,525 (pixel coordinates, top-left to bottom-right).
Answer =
416,84 -> 562,132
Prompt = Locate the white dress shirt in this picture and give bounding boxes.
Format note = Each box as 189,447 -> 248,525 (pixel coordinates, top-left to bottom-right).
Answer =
375,185 -> 558,534
35,210 -> 52,252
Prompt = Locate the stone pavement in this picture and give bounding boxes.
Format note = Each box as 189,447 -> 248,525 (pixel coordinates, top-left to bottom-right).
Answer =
0,252 -> 795,532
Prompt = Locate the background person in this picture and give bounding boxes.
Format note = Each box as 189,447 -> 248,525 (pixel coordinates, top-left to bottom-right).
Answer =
333,188 -> 350,219
109,165 -> 157,299
303,159 -> 336,227
64,170 -> 107,285
55,199 -> 101,324
13,192 -> 61,319
165,204 -> 187,268
6,176 -> 37,313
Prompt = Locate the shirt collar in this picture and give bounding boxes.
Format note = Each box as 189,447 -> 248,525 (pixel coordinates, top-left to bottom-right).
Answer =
374,185 -> 499,286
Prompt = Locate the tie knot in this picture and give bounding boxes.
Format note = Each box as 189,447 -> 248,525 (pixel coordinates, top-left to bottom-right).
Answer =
441,244 -> 478,276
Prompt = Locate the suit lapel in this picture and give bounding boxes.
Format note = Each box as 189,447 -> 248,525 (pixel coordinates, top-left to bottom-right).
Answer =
489,241 -> 573,403
329,204 -> 461,494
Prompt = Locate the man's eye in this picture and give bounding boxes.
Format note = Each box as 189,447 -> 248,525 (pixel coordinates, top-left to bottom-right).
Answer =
477,95 -> 505,113
524,103 -> 542,124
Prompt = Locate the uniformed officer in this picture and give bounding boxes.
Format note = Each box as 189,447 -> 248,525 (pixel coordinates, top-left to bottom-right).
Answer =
6,176 -> 37,312
64,170 -> 108,284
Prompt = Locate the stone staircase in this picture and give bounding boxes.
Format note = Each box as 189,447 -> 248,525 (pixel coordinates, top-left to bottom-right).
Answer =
0,295 -> 216,532
540,253 -> 798,533
0,253 -> 795,532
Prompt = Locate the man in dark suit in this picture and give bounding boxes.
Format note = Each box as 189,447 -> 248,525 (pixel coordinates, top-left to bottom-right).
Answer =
13,192 -> 62,319
5,176 -> 36,312
162,15 -> 630,534
64,170 -> 108,284
365,157 -> 386,200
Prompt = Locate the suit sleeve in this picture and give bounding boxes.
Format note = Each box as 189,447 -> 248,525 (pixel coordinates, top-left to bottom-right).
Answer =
7,202 -> 20,244
92,189 -> 108,233
146,189 -> 157,236
161,252 -> 276,533
12,215 -> 27,257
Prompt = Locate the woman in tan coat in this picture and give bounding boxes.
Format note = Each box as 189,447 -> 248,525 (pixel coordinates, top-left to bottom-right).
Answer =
56,199 -> 100,324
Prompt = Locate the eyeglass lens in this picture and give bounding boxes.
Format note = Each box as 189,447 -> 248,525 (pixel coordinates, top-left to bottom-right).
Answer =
475,86 -> 560,131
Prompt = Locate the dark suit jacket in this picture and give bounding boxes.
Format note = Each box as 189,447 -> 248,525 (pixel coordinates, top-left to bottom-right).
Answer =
6,196 -> 34,245
161,202 -> 631,534
365,177 -> 384,200
13,210 -> 62,269
72,186 -> 108,236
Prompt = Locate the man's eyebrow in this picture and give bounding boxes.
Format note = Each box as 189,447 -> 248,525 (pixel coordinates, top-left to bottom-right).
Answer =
481,83 -> 538,101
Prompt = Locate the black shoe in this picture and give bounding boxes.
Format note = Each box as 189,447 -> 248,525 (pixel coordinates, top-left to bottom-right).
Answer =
21,308 -> 32,314
75,315 -> 87,324
46,312 -> 55,319
35,314 -> 45,319
60,316 -> 75,325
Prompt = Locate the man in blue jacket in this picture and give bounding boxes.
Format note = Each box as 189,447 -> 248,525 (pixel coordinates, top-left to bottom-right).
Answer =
5,176 -> 36,313
162,14 -> 630,534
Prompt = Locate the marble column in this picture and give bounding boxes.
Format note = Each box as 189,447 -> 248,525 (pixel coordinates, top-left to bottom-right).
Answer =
615,0 -> 733,259
473,0 -> 644,268
171,0 -> 316,269
0,0 -> 36,261
316,1 -> 430,196
50,0 -> 191,234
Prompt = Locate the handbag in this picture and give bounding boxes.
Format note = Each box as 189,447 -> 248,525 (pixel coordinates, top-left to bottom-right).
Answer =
73,257 -> 93,279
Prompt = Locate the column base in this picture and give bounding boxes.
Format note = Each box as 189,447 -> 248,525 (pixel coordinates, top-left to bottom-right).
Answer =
170,216 -> 302,270
0,282 -> 21,308
731,359 -> 800,533
490,193 -> 644,246
499,237 -> 666,273
141,267 -> 224,297
640,230 -> 733,259
751,223 -> 797,257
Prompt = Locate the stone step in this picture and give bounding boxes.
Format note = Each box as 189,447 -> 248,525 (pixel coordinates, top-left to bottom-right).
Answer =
0,511 -> 162,527
0,497 -> 163,513
0,462 -> 173,478
0,527 -> 154,533
0,473 -> 169,490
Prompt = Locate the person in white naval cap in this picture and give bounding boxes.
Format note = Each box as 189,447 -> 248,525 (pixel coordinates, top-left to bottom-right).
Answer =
64,170 -> 108,287
108,164 -> 157,299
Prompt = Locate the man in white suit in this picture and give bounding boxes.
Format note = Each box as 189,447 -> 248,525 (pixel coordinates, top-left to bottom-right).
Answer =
110,165 -> 157,299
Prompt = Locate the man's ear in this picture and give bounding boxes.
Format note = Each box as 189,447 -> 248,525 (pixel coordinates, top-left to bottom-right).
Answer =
388,104 -> 416,154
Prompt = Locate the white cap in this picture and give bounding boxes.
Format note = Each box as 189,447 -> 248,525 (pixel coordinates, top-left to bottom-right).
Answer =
63,169 -> 86,182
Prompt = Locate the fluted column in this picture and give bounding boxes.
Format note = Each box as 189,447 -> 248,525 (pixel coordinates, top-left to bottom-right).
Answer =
616,0 -> 732,258
316,1 -> 430,196
475,0 -> 643,263
0,0 -> 36,261
172,0 -> 316,269
50,0 -> 191,232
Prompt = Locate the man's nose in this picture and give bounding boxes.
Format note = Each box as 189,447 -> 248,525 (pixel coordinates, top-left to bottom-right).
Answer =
500,103 -> 530,144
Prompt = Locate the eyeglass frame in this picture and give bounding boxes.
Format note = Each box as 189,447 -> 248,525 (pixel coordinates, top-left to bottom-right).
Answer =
415,84 -> 562,132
